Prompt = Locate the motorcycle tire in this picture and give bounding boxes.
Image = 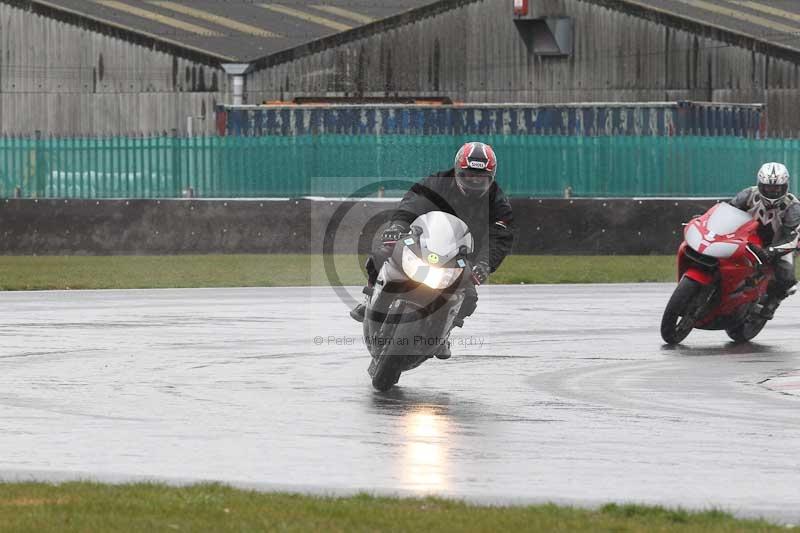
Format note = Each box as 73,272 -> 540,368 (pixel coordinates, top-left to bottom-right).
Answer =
661,276 -> 703,345
370,301 -> 408,392
371,355 -> 402,392
725,316 -> 767,343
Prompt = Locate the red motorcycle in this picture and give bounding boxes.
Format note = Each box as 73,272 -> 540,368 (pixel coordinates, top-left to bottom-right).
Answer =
661,202 -> 795,344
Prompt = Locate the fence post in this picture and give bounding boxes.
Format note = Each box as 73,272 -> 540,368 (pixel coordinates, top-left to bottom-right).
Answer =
171,128 -> 180,197
33,130 -> 45,198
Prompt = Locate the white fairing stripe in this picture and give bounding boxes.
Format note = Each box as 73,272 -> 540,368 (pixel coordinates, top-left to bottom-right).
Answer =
746,246 -> 763,265
703,242 -> 739,258
685,224 -> 704,252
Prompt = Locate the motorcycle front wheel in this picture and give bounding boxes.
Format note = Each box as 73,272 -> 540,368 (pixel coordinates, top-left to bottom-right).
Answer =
660,276 -> 703,344
369,300 -> 416,392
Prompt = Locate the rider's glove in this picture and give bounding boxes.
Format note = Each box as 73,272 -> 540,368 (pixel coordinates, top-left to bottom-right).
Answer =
381,222 -> 410,244
471,261 -> 491,286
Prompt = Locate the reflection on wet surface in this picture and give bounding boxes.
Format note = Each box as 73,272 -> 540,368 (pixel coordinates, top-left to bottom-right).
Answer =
660,342 -> 778,357
0,285 -> 798,524
401,408 -> 449,491
370,390 -> 454,492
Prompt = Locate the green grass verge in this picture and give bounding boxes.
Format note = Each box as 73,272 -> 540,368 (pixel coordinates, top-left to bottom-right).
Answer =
0,482 -> 790,532
0,254 -> 678,290
491,255 -> 676,284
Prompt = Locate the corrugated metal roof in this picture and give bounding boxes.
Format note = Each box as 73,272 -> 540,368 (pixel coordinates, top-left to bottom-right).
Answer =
27,0 -> 438,61
619,0 -> 800,54
17,0 -> 800,66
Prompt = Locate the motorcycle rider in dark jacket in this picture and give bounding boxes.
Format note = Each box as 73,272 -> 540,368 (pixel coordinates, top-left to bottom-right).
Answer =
729,162 -> 800,319
350,141 -> 515,343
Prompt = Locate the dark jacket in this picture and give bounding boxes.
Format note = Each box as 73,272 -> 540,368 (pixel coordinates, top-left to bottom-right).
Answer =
390,168 -> 515,272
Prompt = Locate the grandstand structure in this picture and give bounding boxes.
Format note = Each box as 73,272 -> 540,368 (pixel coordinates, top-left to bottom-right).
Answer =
3,0 -> 800,135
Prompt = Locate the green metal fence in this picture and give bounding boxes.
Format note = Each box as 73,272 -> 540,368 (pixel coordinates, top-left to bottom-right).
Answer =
1,134 -> 799,198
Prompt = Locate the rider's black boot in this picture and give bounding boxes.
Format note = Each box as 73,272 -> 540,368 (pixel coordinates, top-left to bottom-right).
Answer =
435,340 -> 451,360
760,298 -> 781,320
760,285 -> 788,320
350,303 -> 366,323
349,286 -> 374,323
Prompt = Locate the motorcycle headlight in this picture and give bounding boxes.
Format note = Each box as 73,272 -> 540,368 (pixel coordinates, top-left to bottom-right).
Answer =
401,247 -> 463,289
420,266 -> 463,289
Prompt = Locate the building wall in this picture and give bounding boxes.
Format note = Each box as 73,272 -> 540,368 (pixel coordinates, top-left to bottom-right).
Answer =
0,2 -> 226,135
4,0 -> 800,136
245,0 -> 800,135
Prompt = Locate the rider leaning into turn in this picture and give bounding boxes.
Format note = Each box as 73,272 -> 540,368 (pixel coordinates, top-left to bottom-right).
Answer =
350,141 -> 515,329
730,162 -> 800,319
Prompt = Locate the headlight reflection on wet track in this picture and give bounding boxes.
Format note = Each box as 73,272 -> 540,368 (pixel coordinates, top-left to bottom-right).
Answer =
400,408 -> 450,492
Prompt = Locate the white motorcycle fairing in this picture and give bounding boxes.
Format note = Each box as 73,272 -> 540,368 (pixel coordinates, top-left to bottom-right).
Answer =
685,203 -> 752,259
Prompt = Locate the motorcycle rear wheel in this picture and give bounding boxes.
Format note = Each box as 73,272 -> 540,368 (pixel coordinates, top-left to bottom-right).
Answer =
661,276 -> 703,345
725,316 -> 767,343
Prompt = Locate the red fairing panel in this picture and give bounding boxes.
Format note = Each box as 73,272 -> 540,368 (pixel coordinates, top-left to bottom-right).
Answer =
684,268 -> 713,285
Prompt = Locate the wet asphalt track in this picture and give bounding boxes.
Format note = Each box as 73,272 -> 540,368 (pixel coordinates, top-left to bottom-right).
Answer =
0,284 -> 798,523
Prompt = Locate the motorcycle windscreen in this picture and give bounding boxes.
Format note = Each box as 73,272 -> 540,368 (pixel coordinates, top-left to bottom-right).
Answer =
413,211 -> 473,262
705,203 -> 752,235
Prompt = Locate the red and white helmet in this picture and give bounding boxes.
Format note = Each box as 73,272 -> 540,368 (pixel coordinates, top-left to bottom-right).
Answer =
454,141 -> 497,197
756,162 -> 790,207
